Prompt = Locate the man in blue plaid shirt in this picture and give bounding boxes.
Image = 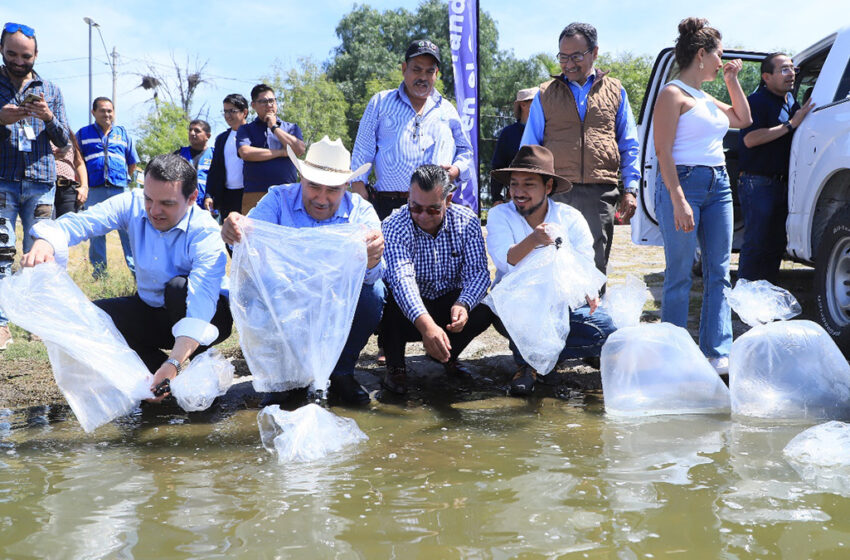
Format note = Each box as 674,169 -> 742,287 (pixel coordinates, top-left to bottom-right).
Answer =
0,22 -> 69,349
380,164 -> 492,394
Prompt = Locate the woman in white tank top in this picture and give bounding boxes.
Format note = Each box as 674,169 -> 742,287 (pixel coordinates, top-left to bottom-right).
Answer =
652,18 -> 752,373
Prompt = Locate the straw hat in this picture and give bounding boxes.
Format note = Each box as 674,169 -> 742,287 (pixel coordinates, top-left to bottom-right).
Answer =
286,136 -> 371,186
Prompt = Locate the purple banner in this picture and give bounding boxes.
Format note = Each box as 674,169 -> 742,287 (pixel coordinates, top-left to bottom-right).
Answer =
449,0 -> 478,212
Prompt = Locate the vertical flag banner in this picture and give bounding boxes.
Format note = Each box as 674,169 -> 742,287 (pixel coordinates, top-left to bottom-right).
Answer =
449,0 -> 479,212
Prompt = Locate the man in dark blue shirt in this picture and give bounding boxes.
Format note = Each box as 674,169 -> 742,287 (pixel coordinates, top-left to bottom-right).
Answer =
236,83 -> 305,214
489,87 -> 536,204
738,53 -> 814,282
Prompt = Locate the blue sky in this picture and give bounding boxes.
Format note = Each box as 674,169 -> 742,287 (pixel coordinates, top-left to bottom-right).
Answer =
4,0 -> 844,140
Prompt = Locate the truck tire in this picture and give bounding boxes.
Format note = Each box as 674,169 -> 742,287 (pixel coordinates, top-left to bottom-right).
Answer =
814,204 -> 850,355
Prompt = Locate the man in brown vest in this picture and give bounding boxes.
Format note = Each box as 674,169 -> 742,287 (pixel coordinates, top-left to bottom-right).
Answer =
521,22 -> 640,275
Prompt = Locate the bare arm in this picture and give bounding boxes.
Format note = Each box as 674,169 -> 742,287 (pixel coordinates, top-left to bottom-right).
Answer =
506,224 -> 555,265
743,98 -> 815,148
712,59 -> 752,129
148,336 -> 200,403
653,86 -> 694,233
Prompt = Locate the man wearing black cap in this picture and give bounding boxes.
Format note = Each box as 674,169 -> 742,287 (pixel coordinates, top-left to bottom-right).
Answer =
486,145 -> 616,396
350,39 -> 473,220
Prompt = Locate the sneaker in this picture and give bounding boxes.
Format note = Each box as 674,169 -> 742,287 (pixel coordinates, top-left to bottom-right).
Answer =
509,365 -> 537,396
0,326 -> 12,350
708,356 -> 729,375
328,374 -> 370,405
381,366 -> 407,395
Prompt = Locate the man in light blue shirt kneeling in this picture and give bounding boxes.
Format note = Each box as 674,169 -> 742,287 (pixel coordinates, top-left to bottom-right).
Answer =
22,154 -> 232,403
221,136 -> 386,406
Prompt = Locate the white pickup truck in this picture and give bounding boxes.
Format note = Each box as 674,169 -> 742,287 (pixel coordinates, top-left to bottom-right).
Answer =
631,26 -> 850,352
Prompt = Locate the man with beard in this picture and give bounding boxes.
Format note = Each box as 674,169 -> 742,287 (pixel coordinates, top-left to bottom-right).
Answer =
736,53 -> 814,282
0,22 -> 70,349
486,145 -> 616,396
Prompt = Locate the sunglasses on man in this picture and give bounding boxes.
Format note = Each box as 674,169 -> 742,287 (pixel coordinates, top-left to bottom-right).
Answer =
409,202 -> 443,215
3,22 -> 35,37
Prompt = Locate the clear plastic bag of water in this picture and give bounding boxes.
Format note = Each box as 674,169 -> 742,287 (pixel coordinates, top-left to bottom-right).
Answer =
730,320 -> 850,420
170,348 -> 234,412
257,403 -> 368,463
0,262 -> 153,432
724,279 -> 801,327
784,421 -> 850,467
601,322 -> 731,416
601,274 -> 648,329
484,223 -> 606,374
230,218 -> 367,393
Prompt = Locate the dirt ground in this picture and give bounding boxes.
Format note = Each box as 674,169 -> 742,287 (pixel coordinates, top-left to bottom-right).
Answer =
0,224 -> 817,411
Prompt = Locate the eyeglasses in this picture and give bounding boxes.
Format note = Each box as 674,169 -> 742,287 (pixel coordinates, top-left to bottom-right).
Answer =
222,109 -> 243,116
556,48 -> 592,63
3,22 -> 35,37
777,66 -> 799,76
254,98 -> 276,106
408,202 -> 443,215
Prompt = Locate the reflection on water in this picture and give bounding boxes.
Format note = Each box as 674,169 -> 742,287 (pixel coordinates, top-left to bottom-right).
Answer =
2,400 -> 850,558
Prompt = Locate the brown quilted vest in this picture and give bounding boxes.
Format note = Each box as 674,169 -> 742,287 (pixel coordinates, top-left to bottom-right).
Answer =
539,69 -> 622,188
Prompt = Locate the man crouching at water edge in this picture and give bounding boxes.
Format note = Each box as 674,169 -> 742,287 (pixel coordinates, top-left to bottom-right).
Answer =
221,136 -> 385,406
379,164 -> 492,395
487,145 -> 616,396
21,154 -> 233,402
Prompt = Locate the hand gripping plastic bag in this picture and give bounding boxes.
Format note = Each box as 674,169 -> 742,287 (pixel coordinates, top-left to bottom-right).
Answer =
230,218 -> 367,394
601,323 -> 731,416
724,279 -> 802,327
484,224 -> 606,374
258,403 -> 368,463
601,275 -> 649,329
0,262 -> 153,432
729,320 -> 850,420
169,348 -> 234,412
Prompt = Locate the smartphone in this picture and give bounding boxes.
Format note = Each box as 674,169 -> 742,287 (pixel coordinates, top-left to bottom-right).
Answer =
22,93 -> 41,104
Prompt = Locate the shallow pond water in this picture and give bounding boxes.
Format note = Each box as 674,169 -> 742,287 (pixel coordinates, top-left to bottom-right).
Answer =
1,397 -> 849,559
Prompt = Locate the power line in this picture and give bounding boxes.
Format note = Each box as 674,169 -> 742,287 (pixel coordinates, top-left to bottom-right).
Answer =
36,57 -> 89,65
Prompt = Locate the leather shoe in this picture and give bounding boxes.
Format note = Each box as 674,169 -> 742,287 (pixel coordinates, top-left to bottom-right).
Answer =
509,365 -> 537,396
444,359 -> 472,377
328,375 -> 370,405
381,366 -> 408,395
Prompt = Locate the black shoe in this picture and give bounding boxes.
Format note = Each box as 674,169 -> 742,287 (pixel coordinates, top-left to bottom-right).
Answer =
381,366 -> 408,395
328,375 -> 370,405
444,359 -> 472,377
260,391 -> 289,407
509,366 -> 537,396
581,356 -> 601,370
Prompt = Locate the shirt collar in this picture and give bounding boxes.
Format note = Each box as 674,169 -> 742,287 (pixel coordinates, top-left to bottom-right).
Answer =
565,70 -> 596,88
292,184 -> 354,222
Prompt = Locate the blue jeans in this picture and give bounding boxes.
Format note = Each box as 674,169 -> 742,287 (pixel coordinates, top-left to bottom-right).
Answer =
656,165 -> 733,358
737,172 -> 788,282
499,305 -> 617,370
331,280 -> 386,377
0,179 -> 55,326
85,186 -> 134,277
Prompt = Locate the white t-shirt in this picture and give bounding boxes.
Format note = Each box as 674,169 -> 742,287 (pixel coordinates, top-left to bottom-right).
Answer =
224,129 -> 244,189
485,199 -> 595,286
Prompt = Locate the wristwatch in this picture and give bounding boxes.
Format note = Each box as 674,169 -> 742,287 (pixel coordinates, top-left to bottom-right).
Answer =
782,120 -> 794,132
164,357 -> 181,372
270,124 -> 279,132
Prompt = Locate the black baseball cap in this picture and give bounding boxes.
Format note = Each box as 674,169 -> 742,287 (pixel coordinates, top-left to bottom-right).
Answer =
405,39 -> 441,65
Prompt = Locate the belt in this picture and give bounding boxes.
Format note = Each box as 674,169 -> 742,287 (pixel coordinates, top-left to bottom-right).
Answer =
56,177 -> 78,188
740,171 -> 787,183
372,191 -> 408,200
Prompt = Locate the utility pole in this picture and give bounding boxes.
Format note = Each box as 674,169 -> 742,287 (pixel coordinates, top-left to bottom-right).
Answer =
83,17 -> 99,124
112,47 -> 118,111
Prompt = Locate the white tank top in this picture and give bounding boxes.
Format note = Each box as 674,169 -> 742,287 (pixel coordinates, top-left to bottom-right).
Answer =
668,79 -> 729,166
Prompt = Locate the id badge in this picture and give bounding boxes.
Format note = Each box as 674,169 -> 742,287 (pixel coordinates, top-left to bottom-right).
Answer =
22,123 -> 36,141
16,127 -> 32,152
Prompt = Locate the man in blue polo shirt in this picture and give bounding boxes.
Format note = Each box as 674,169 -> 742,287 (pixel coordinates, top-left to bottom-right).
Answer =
222,136 -> 384,406
737,53 -> 814,282
77,96 -> 138,278
236,83 -> 305,214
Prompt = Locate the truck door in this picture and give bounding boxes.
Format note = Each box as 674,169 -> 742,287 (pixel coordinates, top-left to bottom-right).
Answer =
631,48 -> 768,247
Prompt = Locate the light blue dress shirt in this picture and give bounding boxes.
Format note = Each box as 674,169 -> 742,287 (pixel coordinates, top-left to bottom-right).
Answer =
350,83 -> 473,191
247,183 -> 385,284
31,190 -> 228,345
521,73 -> 641,193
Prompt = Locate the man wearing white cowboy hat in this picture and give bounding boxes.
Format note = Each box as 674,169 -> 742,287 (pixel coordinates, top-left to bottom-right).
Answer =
222,136 -> 385,405
487,144 -> 616,396
490,86 -> 538,205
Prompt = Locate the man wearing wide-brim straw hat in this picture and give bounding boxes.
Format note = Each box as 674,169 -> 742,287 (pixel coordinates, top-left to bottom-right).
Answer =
221,136 -> 386,406
490,87 -> 539,205
486,144 -> 616,396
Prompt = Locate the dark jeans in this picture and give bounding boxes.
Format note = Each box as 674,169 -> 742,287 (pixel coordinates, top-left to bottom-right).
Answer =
551,183 -> 620,274
218,188 -> 244,222
493,305 -> 616,370
737,172 -> 788,282
332,281 -> 386,376
94,276 -> 233,372
372,196 -> 407,221
54,183 -> 81,218
381,288 -> 493,367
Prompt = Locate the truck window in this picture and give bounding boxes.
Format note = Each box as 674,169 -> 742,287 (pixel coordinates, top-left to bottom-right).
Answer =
667,60 -> 763,102
835,57 -> 850,101
794,46 -> 830,105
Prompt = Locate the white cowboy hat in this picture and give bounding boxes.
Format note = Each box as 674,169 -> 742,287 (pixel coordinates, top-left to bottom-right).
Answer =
286,136 -> 371,186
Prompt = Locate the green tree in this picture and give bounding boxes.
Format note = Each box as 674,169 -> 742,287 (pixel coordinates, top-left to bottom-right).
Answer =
596,52 -> 654,121
135,102 -> 188,165
265,57 -> 351,146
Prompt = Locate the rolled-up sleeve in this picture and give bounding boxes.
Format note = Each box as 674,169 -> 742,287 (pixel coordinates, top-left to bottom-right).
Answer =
172,227 -> 228,345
